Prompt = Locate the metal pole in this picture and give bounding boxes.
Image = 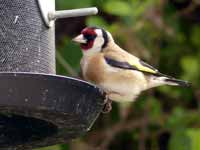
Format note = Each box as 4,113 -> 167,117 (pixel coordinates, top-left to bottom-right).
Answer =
48,7 -> 98,21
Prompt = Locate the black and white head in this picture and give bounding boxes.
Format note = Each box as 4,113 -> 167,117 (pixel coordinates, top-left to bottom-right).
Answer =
72,27 -> 113,55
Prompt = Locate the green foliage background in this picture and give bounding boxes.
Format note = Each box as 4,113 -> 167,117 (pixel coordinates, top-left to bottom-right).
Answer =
37,0 -> 200,150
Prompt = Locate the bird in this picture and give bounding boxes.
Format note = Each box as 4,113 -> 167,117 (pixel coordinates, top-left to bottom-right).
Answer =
72,26 -> 190,113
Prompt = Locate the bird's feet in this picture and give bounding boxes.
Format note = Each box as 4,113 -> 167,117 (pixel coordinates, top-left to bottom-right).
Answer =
102,99 -> 112,113
102,95 -> 112,113
98,89 -> 113,113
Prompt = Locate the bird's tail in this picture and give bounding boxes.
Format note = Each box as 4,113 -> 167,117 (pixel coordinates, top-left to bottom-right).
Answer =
155,72 -> 191,87
163,77 -> 191,87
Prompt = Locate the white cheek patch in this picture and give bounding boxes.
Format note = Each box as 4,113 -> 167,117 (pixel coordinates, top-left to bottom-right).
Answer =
93,36 -> 104,50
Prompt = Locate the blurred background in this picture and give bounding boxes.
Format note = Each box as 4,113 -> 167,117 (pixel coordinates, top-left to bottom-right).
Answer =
37,0 -> 200,150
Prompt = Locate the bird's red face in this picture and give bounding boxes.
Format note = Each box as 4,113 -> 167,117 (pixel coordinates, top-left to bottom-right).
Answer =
73,27 -> 97,51
73,27 -> 109,55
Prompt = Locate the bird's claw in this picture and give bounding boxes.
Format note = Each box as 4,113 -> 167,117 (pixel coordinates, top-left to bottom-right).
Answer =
102,98 -> 112,114
98,89 -> 113,113
99,88 -> 107,98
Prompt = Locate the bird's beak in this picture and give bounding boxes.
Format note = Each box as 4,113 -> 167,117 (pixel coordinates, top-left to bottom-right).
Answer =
72,34 -> 87,44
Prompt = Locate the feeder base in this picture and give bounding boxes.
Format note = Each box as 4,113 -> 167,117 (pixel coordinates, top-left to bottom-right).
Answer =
0,72 -> 104,150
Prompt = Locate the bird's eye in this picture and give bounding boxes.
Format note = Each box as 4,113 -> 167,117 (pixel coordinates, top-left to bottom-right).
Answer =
84,34 -> 96,41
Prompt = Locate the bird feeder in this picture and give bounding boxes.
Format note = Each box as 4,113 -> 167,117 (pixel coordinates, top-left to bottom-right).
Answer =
0,0 -> 104,149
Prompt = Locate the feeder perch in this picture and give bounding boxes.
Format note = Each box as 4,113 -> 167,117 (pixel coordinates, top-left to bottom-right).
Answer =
0,0 -> 104,149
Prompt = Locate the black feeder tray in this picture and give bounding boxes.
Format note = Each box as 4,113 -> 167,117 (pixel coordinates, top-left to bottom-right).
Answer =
0,0 -> 103,149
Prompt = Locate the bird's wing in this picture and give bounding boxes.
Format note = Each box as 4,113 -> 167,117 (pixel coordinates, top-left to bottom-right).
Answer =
104,50 -> 158,75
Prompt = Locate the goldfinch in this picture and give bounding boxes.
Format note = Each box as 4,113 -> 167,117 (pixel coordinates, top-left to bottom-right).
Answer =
73,27 -> 190,112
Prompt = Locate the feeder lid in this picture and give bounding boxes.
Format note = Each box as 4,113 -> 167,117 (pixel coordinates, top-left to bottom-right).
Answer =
0,72 -> 104,150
